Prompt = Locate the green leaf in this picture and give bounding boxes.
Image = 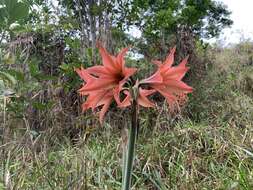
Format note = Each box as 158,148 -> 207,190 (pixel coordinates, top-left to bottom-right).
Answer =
0,7 -> 7,27
0,7 -> 7,19
9,2 -> 29,24
0,182 -> 4,189
3,52 -> 16,64
29,59 -> 40,77
32,101 -> 54,111
35,74 -> 57,81
0,71 -> 17,85
59,63 -> 68,71
1,0 -> 29,25
5,69 -> 25,82
0,79 -> 5,92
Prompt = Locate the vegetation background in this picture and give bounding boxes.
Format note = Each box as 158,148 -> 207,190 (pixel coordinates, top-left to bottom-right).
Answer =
0,0 -> 252,189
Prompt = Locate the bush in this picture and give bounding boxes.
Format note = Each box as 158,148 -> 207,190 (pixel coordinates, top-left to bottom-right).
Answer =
187,41 -> 253,127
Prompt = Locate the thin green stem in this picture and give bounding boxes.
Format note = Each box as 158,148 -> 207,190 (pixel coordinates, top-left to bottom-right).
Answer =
122,140 -> 127,185
122,91 -> 138,190
2,97 -> 6,185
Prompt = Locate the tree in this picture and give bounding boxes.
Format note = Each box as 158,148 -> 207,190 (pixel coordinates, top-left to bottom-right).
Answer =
115,0 -> 233,58
59,0 -> 121,64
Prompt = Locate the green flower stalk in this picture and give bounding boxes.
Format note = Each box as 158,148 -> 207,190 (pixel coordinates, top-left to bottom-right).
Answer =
122,86 -> 139,190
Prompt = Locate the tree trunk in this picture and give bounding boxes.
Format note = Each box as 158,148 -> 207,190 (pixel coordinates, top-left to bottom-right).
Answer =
88,0 -> 97,64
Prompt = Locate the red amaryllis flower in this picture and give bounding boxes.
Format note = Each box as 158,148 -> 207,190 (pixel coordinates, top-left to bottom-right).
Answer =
142,47 -> 193,111
76,43 -> 137,123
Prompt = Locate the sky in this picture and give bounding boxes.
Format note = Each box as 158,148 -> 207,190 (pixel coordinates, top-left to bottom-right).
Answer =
208,0 -> 253,45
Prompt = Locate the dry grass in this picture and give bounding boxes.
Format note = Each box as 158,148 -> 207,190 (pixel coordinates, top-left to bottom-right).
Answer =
1,120 -> 253,189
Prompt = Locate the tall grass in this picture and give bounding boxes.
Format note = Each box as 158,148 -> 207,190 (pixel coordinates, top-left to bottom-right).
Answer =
1,120 -> 253,189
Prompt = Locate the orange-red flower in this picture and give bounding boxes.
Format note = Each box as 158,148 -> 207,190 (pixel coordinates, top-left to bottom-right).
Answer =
142,47 -> 193,111
76,43 -> 137,123
76,44 -> 193,122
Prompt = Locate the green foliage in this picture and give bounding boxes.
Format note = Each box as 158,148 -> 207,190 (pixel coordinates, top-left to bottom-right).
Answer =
0,68 -> 17,97
0,71 -> 16,86
118,0 -> 232,37
0,0 -> 29,28
187,42 -> 253,127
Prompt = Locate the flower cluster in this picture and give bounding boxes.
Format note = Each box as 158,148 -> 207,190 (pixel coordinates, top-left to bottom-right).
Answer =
76,43 -> 193,123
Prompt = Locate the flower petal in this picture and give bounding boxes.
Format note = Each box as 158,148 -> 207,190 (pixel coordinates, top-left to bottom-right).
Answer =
120,67 -> 137,88
75,67 -> 93,82
138,88 -> 156,107
81,90 -> 109,111
122,67 -> 137,78
98,96 -> 113,124
113,87 -> 131,107
79,78 -> 116,92
116,47 -> 129,68
163,66 -> 189,81
152,60 -> 162,67
119,90 -> 132,107
86,65 -> 111,77
163,79 -> 193,92
152,85 -> 178,111
163,46 -> 176,69
97,42 -> 120,73
178,55 -> 189,68
141,70 -> 163,84
113,86 -> 122,106
93,91 -> 113,124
